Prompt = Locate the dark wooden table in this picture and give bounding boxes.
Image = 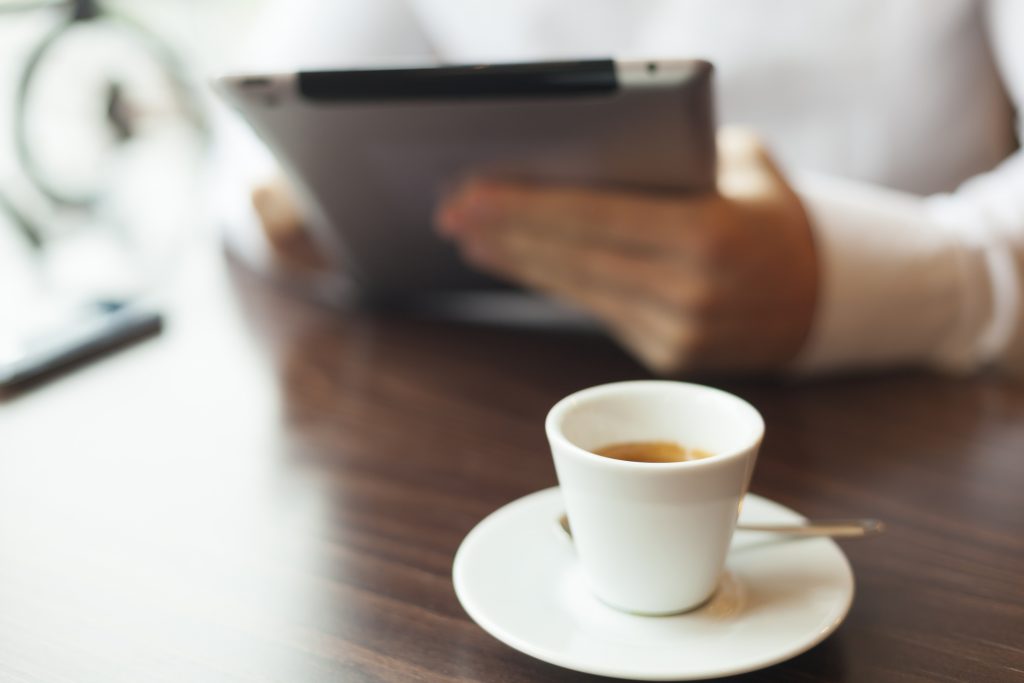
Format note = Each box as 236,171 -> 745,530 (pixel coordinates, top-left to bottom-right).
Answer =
2,247 -> 1022,683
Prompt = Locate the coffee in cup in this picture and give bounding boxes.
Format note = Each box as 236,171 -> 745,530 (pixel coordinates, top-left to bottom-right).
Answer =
593,440 -> 713,463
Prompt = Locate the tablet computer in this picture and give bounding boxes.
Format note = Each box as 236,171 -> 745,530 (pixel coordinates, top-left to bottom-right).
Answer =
216,58 -> 715,303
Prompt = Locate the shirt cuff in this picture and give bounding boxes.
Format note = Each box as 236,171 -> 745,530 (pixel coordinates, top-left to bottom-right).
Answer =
791,173 -> 994,374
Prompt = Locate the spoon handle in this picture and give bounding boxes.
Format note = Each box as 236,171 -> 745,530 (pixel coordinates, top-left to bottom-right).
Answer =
737,519 -> 886,538
556,513 -> 885,540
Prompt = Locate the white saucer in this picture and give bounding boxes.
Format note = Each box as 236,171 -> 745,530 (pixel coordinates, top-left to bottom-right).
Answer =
453,488 -> 854,681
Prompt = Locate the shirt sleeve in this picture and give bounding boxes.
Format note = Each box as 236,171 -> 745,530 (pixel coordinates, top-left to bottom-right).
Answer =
793,0 -> 1024,375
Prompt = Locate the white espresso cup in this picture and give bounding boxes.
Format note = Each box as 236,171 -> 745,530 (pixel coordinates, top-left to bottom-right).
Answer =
545,380 -> 764,615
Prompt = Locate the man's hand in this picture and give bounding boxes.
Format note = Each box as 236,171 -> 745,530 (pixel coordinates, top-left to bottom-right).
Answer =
434,128 -> 819,374
251,176 -> 327,271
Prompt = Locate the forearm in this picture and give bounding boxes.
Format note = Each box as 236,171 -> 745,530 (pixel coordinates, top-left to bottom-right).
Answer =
792,156 -> 1024,375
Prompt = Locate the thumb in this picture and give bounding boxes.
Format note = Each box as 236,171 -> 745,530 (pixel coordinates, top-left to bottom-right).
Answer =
715,126 -> 792,199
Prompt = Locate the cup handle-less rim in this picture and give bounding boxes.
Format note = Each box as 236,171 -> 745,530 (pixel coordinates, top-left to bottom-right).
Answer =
545,380 -> 765,473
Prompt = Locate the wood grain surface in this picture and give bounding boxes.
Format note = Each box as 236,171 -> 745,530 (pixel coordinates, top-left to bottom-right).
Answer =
2,249 -> 1022,683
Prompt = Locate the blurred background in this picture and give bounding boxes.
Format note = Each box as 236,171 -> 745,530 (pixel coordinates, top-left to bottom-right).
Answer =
0,0 -> 265,383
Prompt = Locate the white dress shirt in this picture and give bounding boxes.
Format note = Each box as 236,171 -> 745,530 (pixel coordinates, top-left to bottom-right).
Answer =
239,0 -> 1024,375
